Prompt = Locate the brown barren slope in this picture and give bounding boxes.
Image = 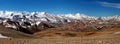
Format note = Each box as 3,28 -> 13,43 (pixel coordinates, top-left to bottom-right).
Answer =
0,25 -> 34,38
0,28 -> 120,44
0,21 -> 120,44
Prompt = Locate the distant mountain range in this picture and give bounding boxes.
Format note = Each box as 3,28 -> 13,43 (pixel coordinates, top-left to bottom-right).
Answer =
0,11 -> 119,30
0,11 -> 119,23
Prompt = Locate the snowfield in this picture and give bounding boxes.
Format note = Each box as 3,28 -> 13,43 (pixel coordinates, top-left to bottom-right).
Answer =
0,34 -> 9,38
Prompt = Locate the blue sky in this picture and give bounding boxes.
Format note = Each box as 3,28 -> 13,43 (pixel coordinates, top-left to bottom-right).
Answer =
0,0 -> 120,16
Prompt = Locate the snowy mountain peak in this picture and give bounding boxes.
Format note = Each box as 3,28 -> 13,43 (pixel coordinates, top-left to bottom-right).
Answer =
37,12 -> 47,17
65,13 -> 89,20
40,12 -> 47,15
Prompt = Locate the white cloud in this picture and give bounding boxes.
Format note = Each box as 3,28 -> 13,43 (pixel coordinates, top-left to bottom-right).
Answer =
99,2 -> 120,9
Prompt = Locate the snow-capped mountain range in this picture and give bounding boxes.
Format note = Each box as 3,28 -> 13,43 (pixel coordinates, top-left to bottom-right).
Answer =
0,11 -> 120,24
0,11 -> 119,34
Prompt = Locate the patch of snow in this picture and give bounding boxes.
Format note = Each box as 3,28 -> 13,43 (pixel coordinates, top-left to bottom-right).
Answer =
36,21 -> 41,25
0,34 -> 9,38
113,32 -> 120,35
5,24 -> 17,29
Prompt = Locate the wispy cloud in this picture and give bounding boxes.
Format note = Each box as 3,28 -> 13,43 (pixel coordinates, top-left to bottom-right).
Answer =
99,2 -> 120,9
